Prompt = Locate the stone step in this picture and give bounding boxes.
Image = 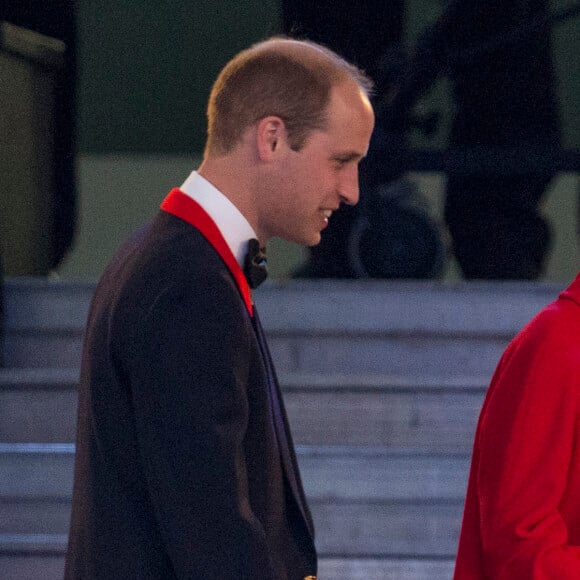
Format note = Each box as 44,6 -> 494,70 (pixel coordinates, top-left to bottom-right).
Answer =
4,333 -> 83,369
0,444 -> 467,558
3,278 -> 561,374
0,444 -> 73,499
0,535 -> 68,580
0,500 -> 71,535
5,278 -> 561,335
0,369 -> 79,443
0,444 -> 470,502
4,278 -> 90,368
261,281 -> 559,377
3,328 -> 508,375
270,334 -> 510,377
320,558 -> 455,580
0,499 -> 462,559
256,280 -> 560,336
300,447 -> 469,501
285,374 -> 485,450
0,369 -> 485,449
313,502 -> 461,557
0,536 -> 455,580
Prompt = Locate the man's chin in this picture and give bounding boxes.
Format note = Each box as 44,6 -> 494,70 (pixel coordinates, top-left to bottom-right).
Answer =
306,234 -> 322,247
279,229 -> 321,247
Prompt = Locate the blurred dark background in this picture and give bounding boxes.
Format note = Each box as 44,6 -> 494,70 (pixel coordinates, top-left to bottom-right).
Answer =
0,0 -> 579,281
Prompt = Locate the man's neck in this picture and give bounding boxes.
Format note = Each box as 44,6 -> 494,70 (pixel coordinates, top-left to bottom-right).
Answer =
198,155 -> 262,243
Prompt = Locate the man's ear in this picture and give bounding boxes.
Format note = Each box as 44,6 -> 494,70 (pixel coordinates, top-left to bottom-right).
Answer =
256,116 -> 286,161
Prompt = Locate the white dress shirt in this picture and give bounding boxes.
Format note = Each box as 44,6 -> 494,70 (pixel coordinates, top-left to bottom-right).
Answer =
180,170 -> 257,269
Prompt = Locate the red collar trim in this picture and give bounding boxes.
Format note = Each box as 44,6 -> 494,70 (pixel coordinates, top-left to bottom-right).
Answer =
160,188 -> 253,316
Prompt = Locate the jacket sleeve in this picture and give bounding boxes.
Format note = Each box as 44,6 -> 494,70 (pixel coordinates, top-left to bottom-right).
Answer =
119,273 -> 274,579
475,307 -> 580,578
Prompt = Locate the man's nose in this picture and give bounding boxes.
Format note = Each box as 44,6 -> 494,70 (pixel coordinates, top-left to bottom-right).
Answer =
339,167 -> 360,206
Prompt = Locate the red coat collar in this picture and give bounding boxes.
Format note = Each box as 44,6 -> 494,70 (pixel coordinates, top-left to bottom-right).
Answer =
160,188 -> 253,316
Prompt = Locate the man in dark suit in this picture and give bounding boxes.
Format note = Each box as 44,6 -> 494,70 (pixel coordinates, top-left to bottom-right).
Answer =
65,37 -> 374,579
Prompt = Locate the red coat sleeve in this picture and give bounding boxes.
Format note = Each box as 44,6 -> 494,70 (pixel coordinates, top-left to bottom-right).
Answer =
455,300 -> 580,578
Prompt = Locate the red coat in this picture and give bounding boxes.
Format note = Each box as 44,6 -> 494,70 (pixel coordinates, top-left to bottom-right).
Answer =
454,274 -> 580,579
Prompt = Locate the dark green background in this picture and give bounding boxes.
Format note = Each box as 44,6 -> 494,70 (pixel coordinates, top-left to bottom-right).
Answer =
76,1 -> 579,154
78,0 -> 281,154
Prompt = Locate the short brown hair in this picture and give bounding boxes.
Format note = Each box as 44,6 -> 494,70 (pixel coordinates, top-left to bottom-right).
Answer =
205,37 -> 373,156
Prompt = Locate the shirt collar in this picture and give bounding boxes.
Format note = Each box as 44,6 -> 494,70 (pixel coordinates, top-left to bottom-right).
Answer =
179,171 -> 257,268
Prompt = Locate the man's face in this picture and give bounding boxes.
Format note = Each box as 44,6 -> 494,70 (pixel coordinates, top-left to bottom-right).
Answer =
259,82 -> 375,246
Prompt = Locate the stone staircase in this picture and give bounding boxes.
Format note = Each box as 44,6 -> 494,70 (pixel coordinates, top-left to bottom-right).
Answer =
0,277 -> 564,579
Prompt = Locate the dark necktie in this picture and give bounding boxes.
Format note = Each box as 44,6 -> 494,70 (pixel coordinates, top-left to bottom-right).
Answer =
244,238 -> 268,289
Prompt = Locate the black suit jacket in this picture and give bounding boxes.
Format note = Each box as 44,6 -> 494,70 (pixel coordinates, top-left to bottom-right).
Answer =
65,204 -> 317,579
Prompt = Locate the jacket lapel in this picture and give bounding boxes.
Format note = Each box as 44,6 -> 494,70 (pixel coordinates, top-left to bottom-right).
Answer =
252,307 -> 315,540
